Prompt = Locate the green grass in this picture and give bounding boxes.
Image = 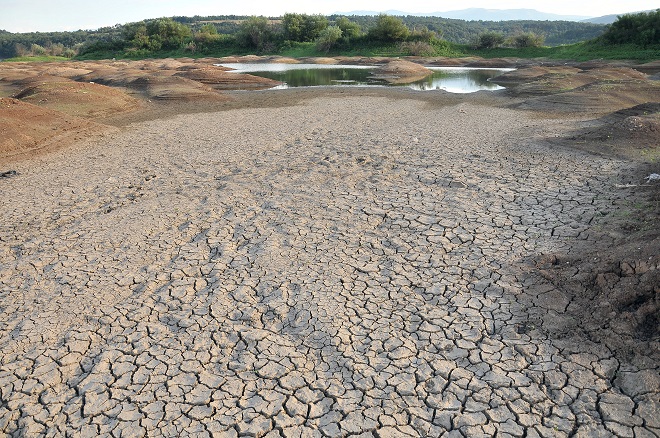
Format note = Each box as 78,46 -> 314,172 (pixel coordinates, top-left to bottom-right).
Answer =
278,42 -> 320,58
467,41 -> 660,62
2,55 -> 70,62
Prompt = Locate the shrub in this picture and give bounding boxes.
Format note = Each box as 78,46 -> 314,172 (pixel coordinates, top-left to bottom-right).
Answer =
335,17 -> 362,40
283,13 -> 329,42
123,18 -> 192,51
145,18 -> 192,49
199,23 -> 218,35
316,26 -> 342,52
194,31 -> 221,44
408,27 -> 438,43
62,48 -> 76,58
30,44 -> 47,55
368,14 -> 410,42
399,41 -> 436,56
474,32 -> 505,49
236,16 -> 277,50
510,32 -> 545,48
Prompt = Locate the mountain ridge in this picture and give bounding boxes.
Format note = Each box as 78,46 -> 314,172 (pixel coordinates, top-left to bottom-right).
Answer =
581,10 -> 655,24
336,8 -> 628,22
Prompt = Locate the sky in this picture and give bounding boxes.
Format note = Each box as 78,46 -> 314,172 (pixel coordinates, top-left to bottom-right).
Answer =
1,0 -> 657,33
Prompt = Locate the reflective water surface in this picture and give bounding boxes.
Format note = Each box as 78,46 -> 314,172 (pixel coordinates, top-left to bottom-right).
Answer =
219,63 -> 513,93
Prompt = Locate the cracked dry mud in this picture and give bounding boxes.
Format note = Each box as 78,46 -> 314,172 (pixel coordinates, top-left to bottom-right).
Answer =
1,96 -> 658,437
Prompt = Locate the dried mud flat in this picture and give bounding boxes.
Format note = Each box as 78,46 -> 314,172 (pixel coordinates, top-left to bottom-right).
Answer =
0,57 -> 659,437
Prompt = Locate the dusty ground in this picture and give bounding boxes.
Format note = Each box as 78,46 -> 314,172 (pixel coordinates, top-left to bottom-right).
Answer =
0,56 -> 658,437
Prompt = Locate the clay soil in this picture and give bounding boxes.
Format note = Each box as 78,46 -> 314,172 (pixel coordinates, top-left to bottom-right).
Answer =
0,56 -> 658,436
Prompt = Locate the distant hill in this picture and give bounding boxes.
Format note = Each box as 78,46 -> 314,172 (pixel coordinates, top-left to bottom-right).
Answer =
431,8 -> 590,22
340,8 -> 590,21
581,10 -> 655,24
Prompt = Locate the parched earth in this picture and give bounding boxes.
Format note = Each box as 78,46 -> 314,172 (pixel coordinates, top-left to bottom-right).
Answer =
0,58 -> 659,437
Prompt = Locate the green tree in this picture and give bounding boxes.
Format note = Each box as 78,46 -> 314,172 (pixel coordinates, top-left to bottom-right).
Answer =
124,22 -> 149,48
368,14 -> 410,42
237,16 -> 276,50
602,9 -> 660,46
408,26 -> 438,42
145,18 -> 192,50
30,43 -> 47,55
195,23 -> 221,44
282,13 -> 328,42
335,17 -> 362,40
122,18 -> 191,51
474,31 -> 505,49
316,26 -> 342,52
199,23 -> 218,35
510,32 -> 544,48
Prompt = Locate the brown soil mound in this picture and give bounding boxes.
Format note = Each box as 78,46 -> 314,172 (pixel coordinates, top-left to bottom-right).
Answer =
11,74 -> 77,87
333,56 -> 364,64
518,80 -> 659,114
305,57 -> 340,64
237,55 -> 262,62
193,57 -> 226,64
268,57 -> 300,64
500,66 -> 650,98
77,67 -> 122,84
13,80 -> 140,118
177,64 -> 232,72
576,60 -> 636,70
634,60 -> 660,74
581,67 -> 648,81
0,97 -> 110,160
216,56 -> 242,63
174,68 -> 281,90
38,65 -> 93,79
370,59 -> 433,84
465,57 -> 521,68
152,59 -> 190,70
557,103 -> 660,159
0,68 -> 40,83
491,66 -> 581,85
427,57 -> 471,66
127,76 -> 228,101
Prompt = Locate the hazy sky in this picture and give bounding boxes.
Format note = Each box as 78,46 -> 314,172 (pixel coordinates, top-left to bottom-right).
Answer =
1,0 -> 657,32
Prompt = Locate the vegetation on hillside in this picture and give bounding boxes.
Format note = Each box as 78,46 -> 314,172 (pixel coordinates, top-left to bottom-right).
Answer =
1,10 -> 658,62
600,9 -> 660,46
467,9 -> 660,60
1,13 -> 606,60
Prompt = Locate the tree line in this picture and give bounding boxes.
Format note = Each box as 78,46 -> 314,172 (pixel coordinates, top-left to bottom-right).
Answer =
1,10 -> 657,60
76,14 -> 606,58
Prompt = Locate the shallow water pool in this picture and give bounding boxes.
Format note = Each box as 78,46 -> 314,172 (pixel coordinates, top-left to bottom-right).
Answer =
218,63 -> 514,93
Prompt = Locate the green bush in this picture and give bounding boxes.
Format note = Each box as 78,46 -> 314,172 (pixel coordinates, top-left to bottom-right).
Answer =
199,23 -> 218,35
30,44 -> 47,55
368,14 -> 410,42
510,32 -> 545,48
399,41 -> 435,56
146,18 -> 192,49
236,16 -> 277,51
408,27 -> 438,43
335,17 -> 362,41
316,26 -> 342,53
122,18 -> 192,51
283,13 -> 329,42
602,9 -> 660,46
474,32 -> 505,49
